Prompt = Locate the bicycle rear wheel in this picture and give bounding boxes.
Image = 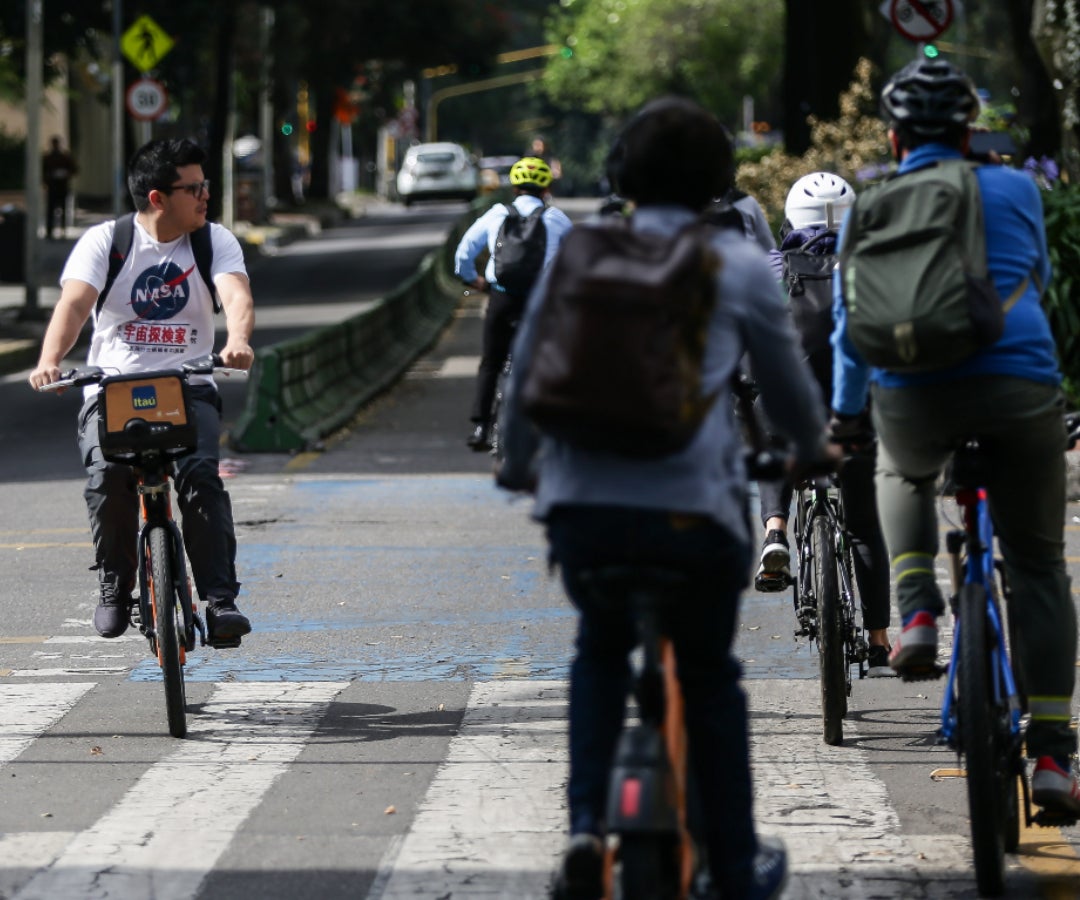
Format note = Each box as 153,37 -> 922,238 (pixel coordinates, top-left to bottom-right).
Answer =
148,526 -> 187,738
957,582 -> 1009,896
812,515 -> 846,745
616,835 -> 680,900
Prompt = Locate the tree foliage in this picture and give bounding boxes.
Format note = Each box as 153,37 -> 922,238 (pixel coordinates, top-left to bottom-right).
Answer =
542,0 -> 783,125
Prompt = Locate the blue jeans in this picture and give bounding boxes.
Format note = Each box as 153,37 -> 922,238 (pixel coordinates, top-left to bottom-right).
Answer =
77,385 -> 240,604
546,504 -> 756,894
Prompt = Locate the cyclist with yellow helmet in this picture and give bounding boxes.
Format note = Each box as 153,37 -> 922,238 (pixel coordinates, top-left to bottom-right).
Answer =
454,156 -> 573,451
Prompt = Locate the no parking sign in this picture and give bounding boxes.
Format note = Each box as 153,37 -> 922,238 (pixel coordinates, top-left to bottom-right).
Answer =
880,0 -> 956,43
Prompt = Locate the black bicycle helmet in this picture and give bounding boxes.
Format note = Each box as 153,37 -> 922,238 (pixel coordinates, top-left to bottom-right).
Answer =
880,57 -> 979,140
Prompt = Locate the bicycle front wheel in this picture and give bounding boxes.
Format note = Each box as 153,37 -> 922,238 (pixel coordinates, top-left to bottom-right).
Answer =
148,526 -> 187,738
813,515 -> 846,745
958,582 -> 1009,896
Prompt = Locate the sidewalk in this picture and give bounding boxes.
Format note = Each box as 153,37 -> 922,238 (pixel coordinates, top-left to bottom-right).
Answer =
0,192 -> 393,377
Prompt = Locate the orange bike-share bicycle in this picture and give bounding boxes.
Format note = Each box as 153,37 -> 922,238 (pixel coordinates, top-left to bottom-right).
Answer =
41,355 -> 242,738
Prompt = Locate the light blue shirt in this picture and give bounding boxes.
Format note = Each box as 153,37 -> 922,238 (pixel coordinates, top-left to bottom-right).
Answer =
453,194 -> 574,289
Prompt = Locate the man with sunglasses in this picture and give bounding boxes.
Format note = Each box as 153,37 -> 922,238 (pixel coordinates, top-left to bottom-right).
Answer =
29,138 -> 255,644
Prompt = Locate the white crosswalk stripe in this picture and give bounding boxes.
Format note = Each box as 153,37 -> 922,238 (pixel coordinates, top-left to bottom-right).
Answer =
9,681 -> 345,900
0,676 -> 1024,898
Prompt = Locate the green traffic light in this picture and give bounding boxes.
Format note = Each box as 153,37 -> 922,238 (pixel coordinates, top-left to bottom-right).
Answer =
923,43 -> 939,59
560,46 -> 573,58
281,122 -> 294,136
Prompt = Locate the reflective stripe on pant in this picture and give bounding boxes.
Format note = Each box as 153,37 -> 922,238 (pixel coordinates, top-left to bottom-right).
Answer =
871,375 -> 1075,758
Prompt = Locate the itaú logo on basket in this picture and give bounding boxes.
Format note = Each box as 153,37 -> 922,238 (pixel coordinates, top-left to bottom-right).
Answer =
130,261 -> 196,320
131,385 -> 159,410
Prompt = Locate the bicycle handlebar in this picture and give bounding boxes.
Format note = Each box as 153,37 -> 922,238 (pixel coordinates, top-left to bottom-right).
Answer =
36,355 -> 244,393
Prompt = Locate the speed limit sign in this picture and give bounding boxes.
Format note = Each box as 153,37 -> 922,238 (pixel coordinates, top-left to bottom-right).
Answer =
126,78 -> 168,121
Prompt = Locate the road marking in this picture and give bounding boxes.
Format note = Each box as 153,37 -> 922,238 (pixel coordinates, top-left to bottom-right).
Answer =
12,680 -> 346,900
0,542 -> 92,550
0,683 -> 95,764
373,680 -> 568,899
0,636 -> 48,644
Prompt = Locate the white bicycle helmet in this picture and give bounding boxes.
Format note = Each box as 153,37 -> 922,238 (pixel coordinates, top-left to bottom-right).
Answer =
784,172 -> 855,230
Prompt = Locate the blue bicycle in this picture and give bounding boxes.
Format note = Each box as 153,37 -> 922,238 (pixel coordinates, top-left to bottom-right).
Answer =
936,420 -> 1080,896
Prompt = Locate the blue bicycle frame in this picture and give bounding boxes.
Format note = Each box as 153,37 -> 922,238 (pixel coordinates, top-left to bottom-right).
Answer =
938,485 -> 1022,748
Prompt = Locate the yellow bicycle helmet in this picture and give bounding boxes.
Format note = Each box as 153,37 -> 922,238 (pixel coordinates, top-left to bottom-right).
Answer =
509,157 -> 553,189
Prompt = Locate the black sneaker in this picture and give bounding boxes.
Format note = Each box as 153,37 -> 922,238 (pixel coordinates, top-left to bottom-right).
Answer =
467,423 -> 492,452
754,529 -> 790,592
551,833 -> 603,900
93,592 -> 133,639
866,644 -> 896,678
206,598 -> 252,640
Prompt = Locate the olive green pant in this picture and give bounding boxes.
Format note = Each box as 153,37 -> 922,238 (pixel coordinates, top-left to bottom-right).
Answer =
871,376 -> 1075,759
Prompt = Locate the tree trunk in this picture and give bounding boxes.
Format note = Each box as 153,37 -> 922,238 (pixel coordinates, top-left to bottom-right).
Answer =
1006,0 -> 1061,159
1031,0 -> 1080,180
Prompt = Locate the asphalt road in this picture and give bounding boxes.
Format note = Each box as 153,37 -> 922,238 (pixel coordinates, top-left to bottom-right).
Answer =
1,197 -> 1080,898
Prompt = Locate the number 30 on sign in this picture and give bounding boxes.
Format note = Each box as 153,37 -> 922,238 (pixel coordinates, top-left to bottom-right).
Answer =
126,78 -> 168,122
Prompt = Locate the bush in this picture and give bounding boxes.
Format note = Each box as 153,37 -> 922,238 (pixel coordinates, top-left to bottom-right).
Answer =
735,58 -> 891,234
1041,182 -> 1080,404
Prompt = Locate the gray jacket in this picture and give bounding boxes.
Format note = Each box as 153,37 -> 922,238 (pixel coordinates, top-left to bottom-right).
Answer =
498,204 -> 826,547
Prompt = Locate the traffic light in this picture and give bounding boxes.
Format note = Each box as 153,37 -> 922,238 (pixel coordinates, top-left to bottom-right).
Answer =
923,43 -> 940,59
305,119 -> 317,133
560,45 -> 573,59
280,122 -> 294,136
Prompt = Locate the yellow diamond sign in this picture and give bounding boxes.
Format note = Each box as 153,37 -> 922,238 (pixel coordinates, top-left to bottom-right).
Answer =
121,15 -> 175,73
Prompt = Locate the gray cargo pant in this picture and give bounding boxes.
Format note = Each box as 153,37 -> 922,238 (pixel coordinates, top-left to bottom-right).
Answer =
77,385 -> 240,606
871,375 -> 1075,758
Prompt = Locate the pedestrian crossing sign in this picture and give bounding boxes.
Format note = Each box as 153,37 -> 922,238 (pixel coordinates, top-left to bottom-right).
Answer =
120,14 -> 175,73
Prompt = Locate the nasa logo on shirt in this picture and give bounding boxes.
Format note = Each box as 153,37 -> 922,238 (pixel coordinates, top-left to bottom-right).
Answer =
130,261 -> 196,320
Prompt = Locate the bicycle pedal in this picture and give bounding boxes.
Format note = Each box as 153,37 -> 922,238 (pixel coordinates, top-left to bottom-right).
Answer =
209,636 -> 243,650
1032,809 -> 1079,828
754,574 -> 790,593
897,663 -> 946,682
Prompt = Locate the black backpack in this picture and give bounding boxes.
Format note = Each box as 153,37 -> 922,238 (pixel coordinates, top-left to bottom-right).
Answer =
782,229 -> 839,359
520,219 -> 720,458
493,204 -> 547,297
96,212 -> 220,315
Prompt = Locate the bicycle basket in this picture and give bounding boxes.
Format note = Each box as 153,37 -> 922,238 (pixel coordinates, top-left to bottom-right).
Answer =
98,371 -> 197,462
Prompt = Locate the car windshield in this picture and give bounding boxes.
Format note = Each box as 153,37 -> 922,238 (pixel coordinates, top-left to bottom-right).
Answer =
416,152 -> 457,164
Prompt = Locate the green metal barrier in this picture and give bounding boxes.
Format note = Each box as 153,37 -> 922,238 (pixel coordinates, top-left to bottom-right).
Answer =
230,194 -> 505,452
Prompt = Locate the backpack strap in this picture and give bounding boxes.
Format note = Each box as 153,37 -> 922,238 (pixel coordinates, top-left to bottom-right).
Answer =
96,215 -> 220,316
190,222 -> 221,313
97,212 -> 135,316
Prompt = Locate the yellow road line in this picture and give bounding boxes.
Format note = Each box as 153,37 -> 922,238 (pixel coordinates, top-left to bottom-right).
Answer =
1017,783 -> 1080,894
0,528 -> 86,537
0,636 -> 47,644
284,451 -> 322,472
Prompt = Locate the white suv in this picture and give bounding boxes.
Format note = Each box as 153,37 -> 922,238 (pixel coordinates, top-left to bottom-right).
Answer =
396,142 -> 478,206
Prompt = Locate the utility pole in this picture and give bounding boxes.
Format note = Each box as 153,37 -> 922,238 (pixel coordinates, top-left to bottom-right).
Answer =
112,0 -> 125,215
21,0 -> 43,319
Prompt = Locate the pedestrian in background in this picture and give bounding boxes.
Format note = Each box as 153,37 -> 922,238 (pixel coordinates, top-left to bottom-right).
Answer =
42,136 -> 78,240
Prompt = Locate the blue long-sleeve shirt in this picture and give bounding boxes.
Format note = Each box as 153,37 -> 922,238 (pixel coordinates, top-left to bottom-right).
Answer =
831,144 -> 1057,415
453,193 -> 573,288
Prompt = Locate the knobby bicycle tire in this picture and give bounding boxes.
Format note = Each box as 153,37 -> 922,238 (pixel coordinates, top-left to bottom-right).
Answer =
812,515 -> 846,745
616,834 -> 680,900
958,582 -> 1009,896
148,526 -> 187,738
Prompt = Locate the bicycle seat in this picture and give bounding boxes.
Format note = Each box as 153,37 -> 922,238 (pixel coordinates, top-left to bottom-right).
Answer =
946,437 -> 993,494
578,565 -> 692,612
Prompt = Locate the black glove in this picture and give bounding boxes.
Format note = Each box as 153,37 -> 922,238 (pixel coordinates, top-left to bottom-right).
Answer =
828,409 -> 874,450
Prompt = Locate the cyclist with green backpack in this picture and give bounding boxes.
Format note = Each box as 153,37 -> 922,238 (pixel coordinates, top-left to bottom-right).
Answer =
831,57 -> 1079,814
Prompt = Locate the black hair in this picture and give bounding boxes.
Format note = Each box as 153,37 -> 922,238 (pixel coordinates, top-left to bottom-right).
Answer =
606,96 -> 734,211
127,138 -> 208,211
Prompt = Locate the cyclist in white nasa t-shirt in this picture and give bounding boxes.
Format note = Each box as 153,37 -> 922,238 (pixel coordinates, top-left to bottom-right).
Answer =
29,138 -> 255,644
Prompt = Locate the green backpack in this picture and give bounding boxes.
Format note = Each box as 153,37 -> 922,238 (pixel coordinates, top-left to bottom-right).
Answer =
838,160 -> 1029,373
